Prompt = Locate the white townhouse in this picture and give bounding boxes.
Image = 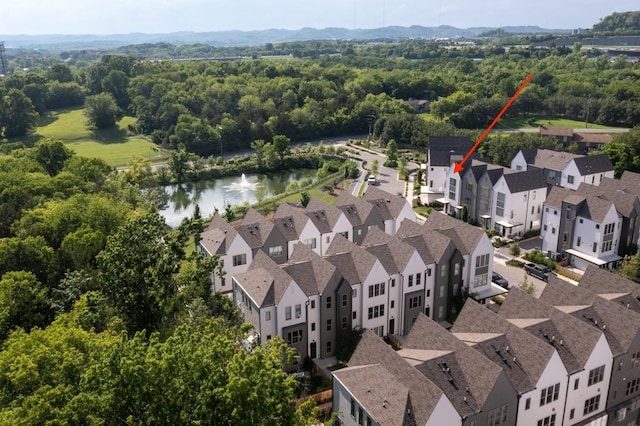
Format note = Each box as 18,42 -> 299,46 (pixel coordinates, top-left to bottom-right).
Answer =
363,186 -> 416,236
198,213 -> 252,295
361,227 -> 428,335
561,155 -> 615,190
303,198 -> 353,255
541,186 -> 622,270
425,136 -> 473,204
273,202 -> 322,257
491,169 -> 547,238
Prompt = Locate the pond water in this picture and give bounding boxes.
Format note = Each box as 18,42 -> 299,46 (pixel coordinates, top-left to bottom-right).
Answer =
158,169 -> 316,227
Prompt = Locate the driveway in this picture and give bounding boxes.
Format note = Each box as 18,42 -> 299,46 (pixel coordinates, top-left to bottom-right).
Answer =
493,257 -> 547,298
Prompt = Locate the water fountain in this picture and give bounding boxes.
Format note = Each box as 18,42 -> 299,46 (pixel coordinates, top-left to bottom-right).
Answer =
224,173 -> 260,192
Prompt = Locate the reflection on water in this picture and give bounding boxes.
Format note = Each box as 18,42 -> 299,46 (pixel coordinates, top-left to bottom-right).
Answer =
159,170 -> 316,227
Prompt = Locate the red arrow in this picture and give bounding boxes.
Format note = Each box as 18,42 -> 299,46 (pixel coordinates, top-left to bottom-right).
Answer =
453,73 -> 533,174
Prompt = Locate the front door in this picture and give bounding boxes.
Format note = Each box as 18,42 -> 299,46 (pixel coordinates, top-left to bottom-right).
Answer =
389,318 -> 395,335
310,342 -> 317,359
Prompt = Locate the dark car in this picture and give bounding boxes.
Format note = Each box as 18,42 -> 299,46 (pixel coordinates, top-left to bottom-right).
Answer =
492,272 -> 509,289
524,263 -> 552,282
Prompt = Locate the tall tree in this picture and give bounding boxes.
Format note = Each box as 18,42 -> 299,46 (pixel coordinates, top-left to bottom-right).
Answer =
273,134 -> 291,161
84,93 -> 120,129
34,139 -> 74,177
0,88 -> 39,138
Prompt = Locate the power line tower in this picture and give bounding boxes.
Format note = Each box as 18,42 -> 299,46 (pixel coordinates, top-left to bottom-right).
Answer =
0,42 -> 8,77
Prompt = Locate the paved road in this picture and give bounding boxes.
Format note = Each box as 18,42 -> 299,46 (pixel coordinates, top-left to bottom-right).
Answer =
494,253 -> 547,298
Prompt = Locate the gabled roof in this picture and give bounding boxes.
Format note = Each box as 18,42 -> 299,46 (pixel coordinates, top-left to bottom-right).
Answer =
348,330 -> 446,425
483,163 -> 513,185
539,127 -> 574,138
423,213 -> 485,255
540,275 -> 640,355
361,227 -> 417,274
578,181 -> 640,218
572,154 -> 613,175
575,133 -> 613,144
498,287 -> 605,371
620,171 -> 640,188
452,300 -> 556,396
363,186 -> 410,220
397,220 -> 455,265
236,208 -> 276,249
333,364 -> 411,426
304,198 -> 345,234
501,169 -> 547,193
579,265 -> 640,312
428,136 -> 473,167
526,149 -> 582,172
233,250 -> 294,307
401,314 -> 505,416
283,243 -> 342,296
272,202 -> 311,242
335,192 -> 375,227
200,213 -> 240,256
578,196 -> 617,223
544,186 -> 585,210
325,234 -> 381,285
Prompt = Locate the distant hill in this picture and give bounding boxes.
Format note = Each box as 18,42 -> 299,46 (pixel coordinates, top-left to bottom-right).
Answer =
1,25 -> 570,50
592,11 -> 640,35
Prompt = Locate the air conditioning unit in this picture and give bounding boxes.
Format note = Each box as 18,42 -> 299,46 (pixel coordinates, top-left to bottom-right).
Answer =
617,407 -> 626,421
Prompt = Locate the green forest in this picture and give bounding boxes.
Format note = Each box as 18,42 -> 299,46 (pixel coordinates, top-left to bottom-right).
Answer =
1,10 -> 640,423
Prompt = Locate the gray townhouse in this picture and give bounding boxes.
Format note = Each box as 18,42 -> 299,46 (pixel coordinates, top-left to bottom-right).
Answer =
540,276 -> 640,425
399,313 -> 518,426
236,208 -> 289,264
303,198 -> 353,255
363,185 -> 417,236
334,192 -> 385,245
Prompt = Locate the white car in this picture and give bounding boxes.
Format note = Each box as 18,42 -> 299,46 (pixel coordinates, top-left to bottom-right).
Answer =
367,175 -> 377,185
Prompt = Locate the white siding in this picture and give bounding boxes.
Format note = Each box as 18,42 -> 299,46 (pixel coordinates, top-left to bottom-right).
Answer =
276,281 -> 308,336
428,166 -> 449,195
541,206 -> 561,255
319,213 -> 352,254
426,394 -> 462,426
510,151 -> 528,171
361,260 -> 391,335
210,235 -> 252,294
468,234 -> 494,294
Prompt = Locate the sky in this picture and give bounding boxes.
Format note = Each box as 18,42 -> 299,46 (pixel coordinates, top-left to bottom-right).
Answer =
0,1 -> 637,35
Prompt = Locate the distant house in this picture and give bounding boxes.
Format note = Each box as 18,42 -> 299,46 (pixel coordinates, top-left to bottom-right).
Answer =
538,126 -> 613,153
407,97 -> 430,112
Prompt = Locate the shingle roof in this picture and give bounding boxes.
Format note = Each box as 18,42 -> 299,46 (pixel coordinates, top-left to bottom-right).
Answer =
498,287 -> 605,371
333,364 -> 411,426
283,243 -> 341,296
501,169 -> 547,193
484,164 -> 511,185
540,275 -> 640,355
399,228 -> 454,265
539,127 -> 574,138
200,213 -> 239,256
428,136 -> 473,167
579,265 -> 640,309
577,181 -> 640,218
573,154 -> 613,175
361,227 -> 416,274
527,149 -> 582,172
304,198 -> 345,234
402,314 -> 504,415
335,192 -> 375,227
348,330 -> 446,425
620,171 -> 640,188
544,186 -> 585,209
325,234 -> 380,284
233,250 -> 294,307
578,196 -> 617,223
423,213 -> 485,255
452,300 -> 556,395
236,208 -> 276,249
272,202 -> 312,242
363,186 -> 410,220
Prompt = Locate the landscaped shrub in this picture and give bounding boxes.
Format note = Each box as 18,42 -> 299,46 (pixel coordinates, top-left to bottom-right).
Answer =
509,243 -> 521,256
493,237 -> 508,248
523,249 -> 556,269
506,259 -> 525,268
522,228 -> 541,239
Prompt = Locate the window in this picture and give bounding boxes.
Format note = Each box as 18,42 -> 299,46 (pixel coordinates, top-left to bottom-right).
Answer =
596,224 -> 600,229
540,383 -> 560,406
352,289 -> 357,298
449,178 -> 457,200
473,273 -> 488,288
577,237 -> 581,246
593,242 -> 597,252
467,183 -> 473,191
266,311 -> 271,321
603,241 -> 612,252
525,398 -> 531,410
580,218 -> 583,224
425,305 -> 431,316
232,253 -> 247,266
327,341 -> 332,353
408,275 -> 413,287
391,279 -> 396,287
368,283 -> 385,298
545,207 -> 549,212
326,236 -> 330,244
588,365 -> 605,386
439,285 -> 446,298
295,304 -> 301,319
627,378 -> 640,396
342,316 -> 348,329
440,264 -> 447,278
372,325 -> 384,336
416,273 -> 421,286
409,296 -> 422,309
567,175 -> 575,184
563,233 -> 568,243
544,224 -> 547,231
367,304 -> 385,319
339,231 -> 349,238
476,253 -> 490,268
359,407 -> 364,426
311,322 -> 315,331
326,319 -> 332,331
488,405 -> 508,426
496,192 -> 506,217
342,294 -> 348,307
632,351 -> 640,367
569,409 -> 575,420
583,395 -> 600,416
604,223 -> 615,234
427,268 -> 432,277
426,289 -> 430,297
304,238 -> 317,249
574,378 -> 579,390
351,398 -> 355,418
537,414 -> 556,426
352,311 -> 356,319
390,300 -> 395,308
552,227 -> 556,235
565,207 -> 571,219
310,300 -> 315,309
285,306 -> 292,320
438,306 -> 444,319
268,245 -> 283,258
454,263 -> 460,276
287,330 -> 302,344
326,297 -> 332,309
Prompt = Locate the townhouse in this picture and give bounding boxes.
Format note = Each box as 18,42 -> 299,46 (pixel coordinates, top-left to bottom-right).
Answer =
510,148 -> 613,190
197,213 -> 252,294
303,198 -> 353,255
399,313 -> 518,425
453,300 -> 569,426
273,202 -> 322,256
540,276 -> 640,425
334,192 -> 385,245
498,288 -> 612,425
541,185 -> 622,269
236,208 -> 289,264
363,185 -> 417,236
333,330 -> 461,426
578,265 -> 640,312
424,136 -> 473,204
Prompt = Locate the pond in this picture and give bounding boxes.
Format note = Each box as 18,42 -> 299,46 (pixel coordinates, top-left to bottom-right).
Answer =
158,169 -> 317,227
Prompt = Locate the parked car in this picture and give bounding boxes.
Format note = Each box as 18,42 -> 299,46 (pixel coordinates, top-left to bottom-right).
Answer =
492,272 -> 509,289
524,263 -> 552,282
367,175 -> 378,185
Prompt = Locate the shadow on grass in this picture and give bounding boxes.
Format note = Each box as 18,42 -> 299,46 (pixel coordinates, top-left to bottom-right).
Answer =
90,126 -> 129,144
38,112 -> 61,127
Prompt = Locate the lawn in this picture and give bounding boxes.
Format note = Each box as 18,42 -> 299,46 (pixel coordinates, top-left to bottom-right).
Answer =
418,112 -> 437,122
497,115 -> 613,130
37,107 -> 168,167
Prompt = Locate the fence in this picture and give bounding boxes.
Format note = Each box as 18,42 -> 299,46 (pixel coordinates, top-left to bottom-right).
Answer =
295,389 -> 333,418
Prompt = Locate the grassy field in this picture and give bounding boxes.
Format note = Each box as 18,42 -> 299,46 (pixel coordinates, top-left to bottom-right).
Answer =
497,115 -> 612,130
418,112 -> 437,122
37,107 -> 168,167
